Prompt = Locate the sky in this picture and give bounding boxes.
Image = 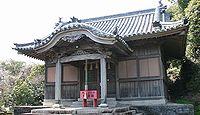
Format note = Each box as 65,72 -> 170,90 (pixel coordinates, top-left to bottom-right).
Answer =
0,0 -> 170,64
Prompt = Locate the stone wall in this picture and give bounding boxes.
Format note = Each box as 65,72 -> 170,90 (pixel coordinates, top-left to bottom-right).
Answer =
131,103 -> 194,115
14,106 -> 49,115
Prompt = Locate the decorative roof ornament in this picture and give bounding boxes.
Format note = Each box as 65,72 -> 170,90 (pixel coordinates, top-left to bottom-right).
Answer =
69,16 -> 81,23
113,26 -> 118,35
159,0 -> 167,16
54,17 -> 64,29
153,0 -> 164,30
158,0 -> 163,7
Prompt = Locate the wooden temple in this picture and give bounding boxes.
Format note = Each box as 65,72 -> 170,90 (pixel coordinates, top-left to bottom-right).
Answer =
14,3 -> 188,107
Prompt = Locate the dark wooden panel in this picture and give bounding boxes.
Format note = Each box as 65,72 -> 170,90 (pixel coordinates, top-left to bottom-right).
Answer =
119,80 -> 162,98
45,85 -> 55,99
139,80 -> 161,97
119,81 -> 138,98
61,84 -> 78,99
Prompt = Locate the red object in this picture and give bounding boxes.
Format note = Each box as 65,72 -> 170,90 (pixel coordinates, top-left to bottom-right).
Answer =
80,90 -> 98,107
93,99 -> 97,107
83,99 -> 87,107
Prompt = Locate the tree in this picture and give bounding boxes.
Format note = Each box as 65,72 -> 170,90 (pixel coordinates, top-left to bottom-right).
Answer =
166,1 -> 200,113
0,60 -> 25,76
185,0 -> 200,61
0,60 -> 45,106
11,64 -> 45,106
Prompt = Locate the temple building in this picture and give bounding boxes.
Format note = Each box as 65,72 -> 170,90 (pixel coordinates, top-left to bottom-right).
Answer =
14,3 -> 188,107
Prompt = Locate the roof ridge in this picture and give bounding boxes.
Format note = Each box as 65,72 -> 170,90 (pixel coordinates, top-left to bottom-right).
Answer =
81,8 -> 155,23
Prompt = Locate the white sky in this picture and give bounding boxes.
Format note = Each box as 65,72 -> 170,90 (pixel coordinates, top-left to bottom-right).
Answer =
0,0 -> 170,64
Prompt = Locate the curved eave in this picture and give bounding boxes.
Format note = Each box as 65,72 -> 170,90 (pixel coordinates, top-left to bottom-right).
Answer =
35,29 -> 116,53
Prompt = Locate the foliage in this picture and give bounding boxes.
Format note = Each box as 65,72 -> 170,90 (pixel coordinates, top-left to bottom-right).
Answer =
0,60 -> 45,107
167,59 -> 182,82
167,4 -> 184,21
12,80 -> 35,105
176,99 -> 194,104
167,59 -> 200,114
185,0 -> 200,61
0,60 -> 25,76
11,64 -> 45,106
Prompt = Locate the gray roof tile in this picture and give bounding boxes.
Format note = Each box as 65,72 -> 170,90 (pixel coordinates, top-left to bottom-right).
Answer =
14,7 -> 187,51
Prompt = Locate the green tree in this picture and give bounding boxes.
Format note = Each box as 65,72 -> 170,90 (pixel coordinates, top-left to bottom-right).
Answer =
11,64 -> 45,106
0,60 -> 45,107
185,0 -> 200,61
12,80 -> 35,105
28,64 -> 45,105
166,1 -> 200,113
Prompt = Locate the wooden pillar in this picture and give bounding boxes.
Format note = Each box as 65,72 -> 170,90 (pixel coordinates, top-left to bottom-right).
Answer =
85,60 -> 88,90
55,59 -> 61,102
99,58 -> 108,107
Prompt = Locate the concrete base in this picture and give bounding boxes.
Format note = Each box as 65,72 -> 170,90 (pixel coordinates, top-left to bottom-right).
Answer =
117,98 -> 167,106
43,99 -> 75,107
98,103 -> 108,108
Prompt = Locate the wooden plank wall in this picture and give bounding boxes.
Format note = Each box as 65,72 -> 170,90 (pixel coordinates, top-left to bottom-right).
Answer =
118,45 -> 165,99
45,64 -> 79,99
119,79 -> 162,98
61,83 -> 78,99
45,84 -> 55,99
45,83 -> 78,99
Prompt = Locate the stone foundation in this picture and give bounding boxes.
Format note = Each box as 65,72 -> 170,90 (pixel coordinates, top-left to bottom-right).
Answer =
14,106 -> 48,115
131,103 -> 194,115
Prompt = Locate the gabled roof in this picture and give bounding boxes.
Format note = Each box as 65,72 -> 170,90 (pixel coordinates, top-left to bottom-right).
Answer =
13,4 -> 188,60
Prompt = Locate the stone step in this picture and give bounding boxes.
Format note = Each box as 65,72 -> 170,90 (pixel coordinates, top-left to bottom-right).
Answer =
23,106 -> 143,115
23,113 -> 72,115
135,113 -> 143,115
71,100 -> 101,107
115,110 -> 136,115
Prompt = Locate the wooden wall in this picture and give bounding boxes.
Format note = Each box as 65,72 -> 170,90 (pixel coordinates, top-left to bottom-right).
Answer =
117,45 -> 165,99
44,45 -> 166,100
45,64 -> 79,99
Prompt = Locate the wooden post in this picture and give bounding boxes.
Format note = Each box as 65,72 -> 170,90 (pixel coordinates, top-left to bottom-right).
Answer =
99,58 -> 108,107
55,59 -> 61,103
85,60 -> 88,90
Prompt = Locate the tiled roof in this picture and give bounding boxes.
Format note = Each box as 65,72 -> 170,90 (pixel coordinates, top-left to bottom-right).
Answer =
14,6 -> 188,52
82,8 -> 155,37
